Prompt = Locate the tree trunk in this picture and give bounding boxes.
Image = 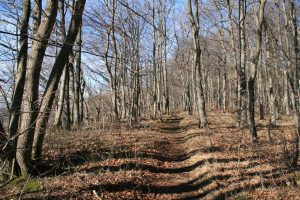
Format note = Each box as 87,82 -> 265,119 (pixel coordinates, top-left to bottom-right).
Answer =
53,0 -> 67,128
223,70 -> 227,111
258,64 -> 264,120
63,61 -> 71,130
283,70 -> 290,116
288,0 -> 300,168
162,1 -> 169,115
80,78 -> 85,123
32,0 -> 86,161
265,28 -> 276,125
247,0 -> 266,143
32,0 -> 42,36
7,0 -> 31,176
73,24 -> 82,127
0,119 -> 10,181
226,0 -> 239,113
69,60 -> 75,124
53,65 -> 68,128
17,0 -> 58,176
237,0 -> 247,128
120,35 -> 127,120
111,0 -> 120,121
187,0 -> 207,128
152,1 -> 158,119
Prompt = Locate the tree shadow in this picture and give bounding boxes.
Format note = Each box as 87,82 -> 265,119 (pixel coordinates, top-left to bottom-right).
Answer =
14,164 -> 293,200
182,168 -> 292,200
25,115 -> 296,200
33,166 -> 292,200
81,155 -> 268,175
35,144 -> 266,177
39,173 -> 231,199
34,150 -> 92,176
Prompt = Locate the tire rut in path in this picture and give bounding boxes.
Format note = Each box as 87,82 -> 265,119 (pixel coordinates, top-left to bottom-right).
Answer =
148,115 -> 206,199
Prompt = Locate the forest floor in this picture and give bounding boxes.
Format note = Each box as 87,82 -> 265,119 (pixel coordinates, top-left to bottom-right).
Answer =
1,111 -> 300,199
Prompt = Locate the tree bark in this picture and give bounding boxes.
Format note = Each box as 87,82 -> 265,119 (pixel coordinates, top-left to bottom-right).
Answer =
8,0 -> 31,172
69,59 -> 75,124
63,61 -> 71,130
152,0 -> 158,119
187,0 -> 207,128
53,0 -> 67,128
17,0 -> 58,176
73,24 -> 82,127
0,119 -> 9,181
247,0 -> 266,143
287,0 -> 300,168
32,0 -> 86,160
237,0 -> 247,128
161,0 -> 169,115
265,29 -> 276,125
53,65 -> 68,128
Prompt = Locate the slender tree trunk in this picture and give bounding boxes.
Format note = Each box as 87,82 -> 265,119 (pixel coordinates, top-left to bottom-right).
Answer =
0,119 -> 10,181
120,35 -> 127,120
53,65 -> 67,128
284,70 -> 290,115
32,0 -> 42,35
281,0 -> 291,116
62,61 -> 71,130
258,62 -> 264,120
222,66 -> 227,111
0,119 -> 5,140
217,64 -> 221,110
162,1 -> 169,115
8,0 -> 30,141
283,69 -> 290,116
265,28 -> 276,125
187,0 -> 207,128
226,0 -> 239,113
80,78 -> 85,123
287,0 -> 300,168
32,0 -> 85,160
7,0 -> 31,177
247,0 -> 266,143
111,0 -> 120,121
69,58 -> 75,124
17,0 -> 58,176
152,1 -> 158,119
53,0 -> 67,128
73,24 -> 82,127
131,51 -> 140,124
237,0 -> 247,128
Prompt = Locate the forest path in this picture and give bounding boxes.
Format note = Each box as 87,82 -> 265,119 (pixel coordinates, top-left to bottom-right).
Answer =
2,113 -> 298,199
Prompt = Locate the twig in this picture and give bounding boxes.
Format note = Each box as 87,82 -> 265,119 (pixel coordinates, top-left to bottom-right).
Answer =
18,175 -> 31,200
92,190 -> 102,200
0,176 -> 17,189
0,159 -> 8,172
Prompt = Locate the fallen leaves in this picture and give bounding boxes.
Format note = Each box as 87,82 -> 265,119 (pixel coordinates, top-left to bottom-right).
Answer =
1,112 -> 300,199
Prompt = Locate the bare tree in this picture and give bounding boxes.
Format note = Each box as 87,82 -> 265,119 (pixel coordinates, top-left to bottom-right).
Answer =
17,0 -> 58,176
7,0 -> 31,175
237,0 -> 247,127
247,0 -> 266,142
32,0 -> 86,160
53,0 -> 67,128
187,0 -> 207,128
72,23 -> 83,127
284,0 -> 300,168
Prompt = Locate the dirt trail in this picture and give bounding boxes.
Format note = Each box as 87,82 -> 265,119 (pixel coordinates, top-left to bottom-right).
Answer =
1,113 -> 299,199
121,113 -> 297,200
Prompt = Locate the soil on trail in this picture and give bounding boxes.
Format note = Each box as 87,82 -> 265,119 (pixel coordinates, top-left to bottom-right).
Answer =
1,112 -> 300,199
